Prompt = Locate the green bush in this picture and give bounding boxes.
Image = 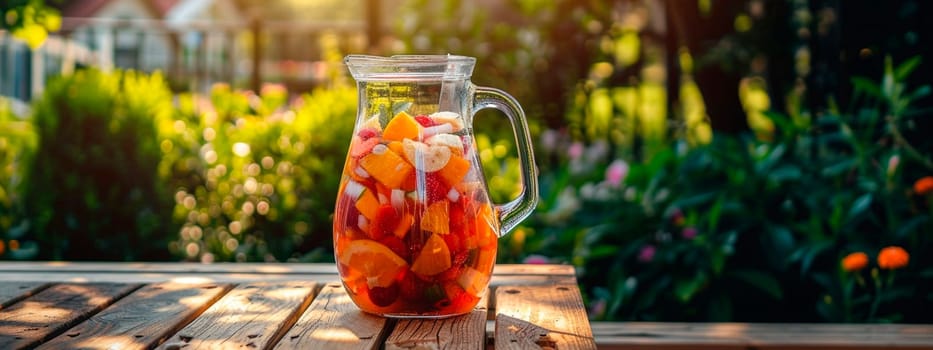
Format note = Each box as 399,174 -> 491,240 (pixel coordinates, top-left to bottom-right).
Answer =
518,58 -> 933,322
0,97 -> 36,258
162,84 -> 357,262
22,69 -> 174,260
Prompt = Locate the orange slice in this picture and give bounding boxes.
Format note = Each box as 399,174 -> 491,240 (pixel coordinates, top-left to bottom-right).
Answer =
338,239 -> 408,288
420,201 -> 450,234
355,189 -> 380,221
382,111 -> 421,142
411,233 -> 452,276
438,155 -> 471,187
393,213 -> 413,238
360,147 -> 414,189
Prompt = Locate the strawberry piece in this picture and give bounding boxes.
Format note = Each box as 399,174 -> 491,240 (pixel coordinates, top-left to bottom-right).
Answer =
414,115 -> 436,127
449,199 -> 466,235
371,204 -> 400,240
368,283 -> 399,307
358,128 -> 378,140
442,233 -> 465,256
350,137 -> 380,158
379,235 -> 410,262
425,173 -> 450,203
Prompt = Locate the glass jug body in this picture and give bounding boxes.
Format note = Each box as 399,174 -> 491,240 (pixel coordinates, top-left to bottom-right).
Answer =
334,55 -> 537,318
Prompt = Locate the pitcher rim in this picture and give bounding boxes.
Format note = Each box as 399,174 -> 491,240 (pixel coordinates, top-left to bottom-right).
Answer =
345,54 -> 476,80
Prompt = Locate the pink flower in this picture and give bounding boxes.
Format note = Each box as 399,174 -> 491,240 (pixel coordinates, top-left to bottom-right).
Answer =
682,227 -> 698,240
605,159 -> 629,187
568,142 -> 584,160
589,298 -> 607,317
637,245 -> 656,263
887,155 -> 900,177
523,254 -> 550,265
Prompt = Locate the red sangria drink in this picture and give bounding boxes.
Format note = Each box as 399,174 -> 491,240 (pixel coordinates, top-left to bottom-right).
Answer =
337,55 -> 537,318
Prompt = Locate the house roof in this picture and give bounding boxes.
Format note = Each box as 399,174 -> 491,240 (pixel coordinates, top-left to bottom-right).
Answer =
61,0 -> 180,18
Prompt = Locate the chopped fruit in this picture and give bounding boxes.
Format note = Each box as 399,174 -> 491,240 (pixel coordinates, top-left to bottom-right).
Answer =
387,141 -> 405,158
379,235 -> 410,262
338,239 -> 408,288
343,198 -> 362,228
437,265 -> 461,282
402,139 -> 451,172
411,233 -> 452,276
414,115 -> 437,127
382,111 -> 421,142
438,155 -> 471,187
358,128 -> 379,140
361,115 -> 382,131
424,284 -> 446,304
422,124 -> 454,138
424,173 -> 450,203
399,270 -> 426,301
335,109 -> 501,316
449,200 -> 466,235
427,134 -> 464,156
476,246 -> 496,274
442,233 -> 465,257
368,283 -> 399,307
393,213 -> 413,238
429,111 -> 464,131
457,266 -> 489,296
371,204 -> 400,240
474,205 -> 499,247
443,281 -> 466,302
421,201 -> 450,234
354,189 -> 380,221
350,137 -> 380,158
360,147 -> 414,188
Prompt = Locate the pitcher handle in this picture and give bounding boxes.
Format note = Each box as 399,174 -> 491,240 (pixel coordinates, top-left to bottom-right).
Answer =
473,86 -> 539,236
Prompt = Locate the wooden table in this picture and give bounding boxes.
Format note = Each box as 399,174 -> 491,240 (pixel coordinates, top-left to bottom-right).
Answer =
0,262 -> 596,349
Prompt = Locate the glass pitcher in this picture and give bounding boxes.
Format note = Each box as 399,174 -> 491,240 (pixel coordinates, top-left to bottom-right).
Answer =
333,55 -> 538,318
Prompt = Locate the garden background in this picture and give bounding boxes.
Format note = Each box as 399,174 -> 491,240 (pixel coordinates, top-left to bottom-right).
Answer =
2,0 -> 932,323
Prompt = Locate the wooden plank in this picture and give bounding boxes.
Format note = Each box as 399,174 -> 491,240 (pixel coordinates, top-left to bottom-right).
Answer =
590,322 -> 933,350
0,283 -> 141,350
156,281 -> 316,350
0,262 -> 572,278
37,283 -> 232,350
274,282 -> 389,350
590,322 -> 748,350
494,284 -> 596,350
385,291 -> 489,350
0,282 -> 50,309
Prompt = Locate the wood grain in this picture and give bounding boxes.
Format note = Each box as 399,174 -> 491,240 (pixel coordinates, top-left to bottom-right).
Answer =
494,284 -> 596,350
156,281 -> 316,350
0,282 -> 50,309
274,282 -> 388,350
0,263 -> 573,284
0,283 -> 140,350
386,311 -> 487,350
37,283 -> 231,350
591,322 -> 933,350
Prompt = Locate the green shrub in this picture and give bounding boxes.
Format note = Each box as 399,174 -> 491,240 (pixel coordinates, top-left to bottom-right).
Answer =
22,69 -> 174,260
519,58 -> 933,322
0,97 -> 36,258
162,84 -> 357,262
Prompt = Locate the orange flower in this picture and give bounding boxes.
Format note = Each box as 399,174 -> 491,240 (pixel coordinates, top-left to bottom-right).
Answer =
915,176 -> 933,195
877,246 -> 909,270
841,252 -> 868,272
